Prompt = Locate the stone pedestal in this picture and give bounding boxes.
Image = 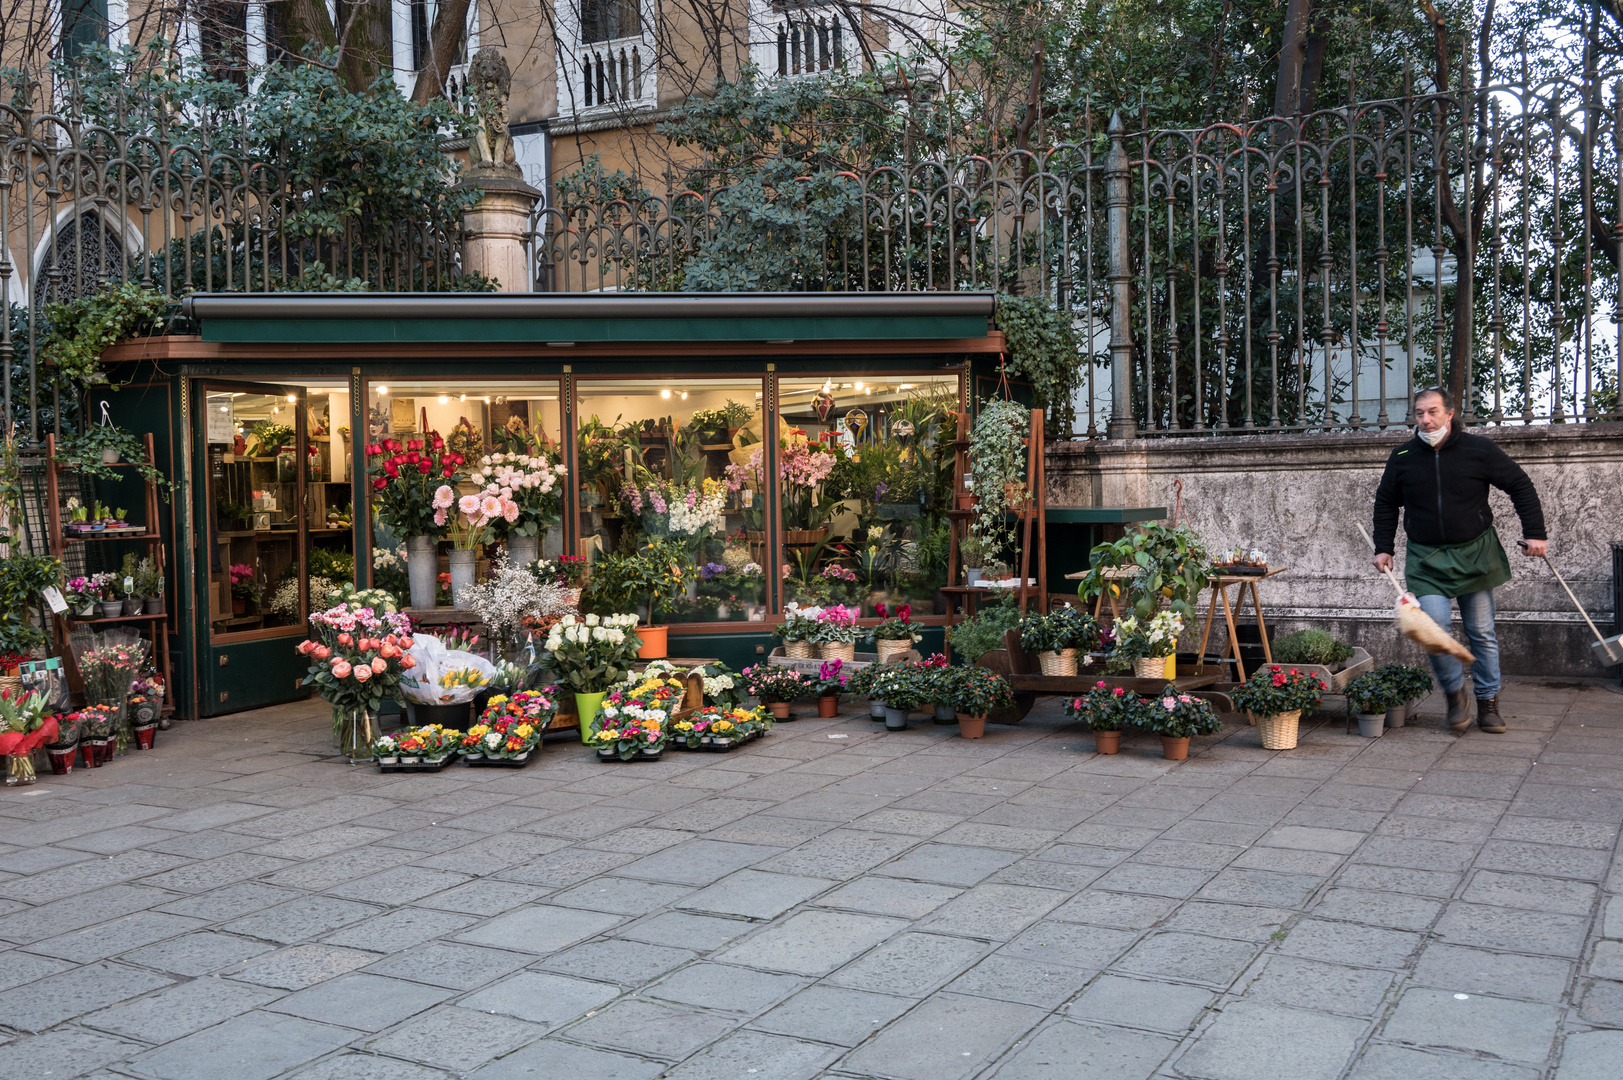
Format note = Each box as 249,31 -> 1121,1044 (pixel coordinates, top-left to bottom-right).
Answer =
458,174 -> 542,292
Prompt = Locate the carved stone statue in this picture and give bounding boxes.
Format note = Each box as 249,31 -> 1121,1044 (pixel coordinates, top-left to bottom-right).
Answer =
465,48 -> 521,180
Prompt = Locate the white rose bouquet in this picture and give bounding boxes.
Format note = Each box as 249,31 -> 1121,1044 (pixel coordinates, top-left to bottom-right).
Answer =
541,613 -> 644,693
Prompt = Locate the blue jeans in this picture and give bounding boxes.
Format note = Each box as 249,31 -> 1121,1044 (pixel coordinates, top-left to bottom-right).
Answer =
1415,590 -> 1501,699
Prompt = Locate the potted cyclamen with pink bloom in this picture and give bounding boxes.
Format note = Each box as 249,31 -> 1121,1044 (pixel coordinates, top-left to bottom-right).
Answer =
814,604 -> 861,661
298,602 -> 416,762
469,452 -> 568,565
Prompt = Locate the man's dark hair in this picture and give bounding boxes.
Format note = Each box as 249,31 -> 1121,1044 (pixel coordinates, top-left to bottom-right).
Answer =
1415,387 -> 1453,411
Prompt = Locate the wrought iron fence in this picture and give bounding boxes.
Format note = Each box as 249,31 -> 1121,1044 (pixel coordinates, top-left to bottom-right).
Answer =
529,72 -> 1622,437
0,72 -> 465,446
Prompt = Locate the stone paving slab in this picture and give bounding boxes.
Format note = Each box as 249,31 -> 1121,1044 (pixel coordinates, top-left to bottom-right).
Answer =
0,680 -> 1620,1077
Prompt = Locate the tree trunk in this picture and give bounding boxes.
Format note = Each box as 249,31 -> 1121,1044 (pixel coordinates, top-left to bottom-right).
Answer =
1272,0 -> 1313,118
410,0 -> 473,105
338,0 -> 395,92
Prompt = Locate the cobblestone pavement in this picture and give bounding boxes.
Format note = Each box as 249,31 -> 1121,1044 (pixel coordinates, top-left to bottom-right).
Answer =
1,680 -> 1621,1079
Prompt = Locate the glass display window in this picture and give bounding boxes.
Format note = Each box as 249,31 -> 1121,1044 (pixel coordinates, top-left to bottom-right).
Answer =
574,377 -> 769,624
203,379 -> 353,640
776,371 -> 964,616
362,379 -> 565,605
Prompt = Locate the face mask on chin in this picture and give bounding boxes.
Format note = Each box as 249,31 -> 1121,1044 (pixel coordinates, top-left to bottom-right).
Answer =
1418,423 -> 1449,447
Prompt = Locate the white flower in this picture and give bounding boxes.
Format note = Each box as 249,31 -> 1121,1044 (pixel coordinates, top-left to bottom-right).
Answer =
586,613 -> 600,626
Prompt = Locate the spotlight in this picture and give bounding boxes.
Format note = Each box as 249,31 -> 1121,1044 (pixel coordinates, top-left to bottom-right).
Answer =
438,395 -> 449,404
661,389 -> 672,399
286,394 -> 296,402
376,386 -> 388,395
680,392 -> 688,400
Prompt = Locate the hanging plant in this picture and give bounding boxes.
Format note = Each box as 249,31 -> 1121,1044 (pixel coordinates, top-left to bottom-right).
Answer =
994,293 -> 1080,433
41,281 -> 172,390
968,397 -> 1029,557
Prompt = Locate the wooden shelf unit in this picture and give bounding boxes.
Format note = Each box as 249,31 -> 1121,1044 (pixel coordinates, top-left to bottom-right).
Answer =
44,432 -> 175,712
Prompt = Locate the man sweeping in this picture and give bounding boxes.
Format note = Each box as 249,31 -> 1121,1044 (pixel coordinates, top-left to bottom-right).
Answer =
1371,388 -> 1547,734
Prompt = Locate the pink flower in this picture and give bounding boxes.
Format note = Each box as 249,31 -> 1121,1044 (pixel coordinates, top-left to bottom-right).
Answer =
354,665 -> 372,682
331,660 -> 352,679
370,657 -> 387,673
502,499 -> 520,523
434,508 -> 447,527
480,495 -> 503,518
458,494 -> 481,516
1162,696 -> 1177,710
433,485 -> 455,509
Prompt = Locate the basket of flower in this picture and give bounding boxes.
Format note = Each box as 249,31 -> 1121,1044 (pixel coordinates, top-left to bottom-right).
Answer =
773,603 -> 823,659
814,604 -> 862,662
869,602 -> 923,661
1230,665 -> 1326,750
376,724 -> 462,770
460,688 -> 557,766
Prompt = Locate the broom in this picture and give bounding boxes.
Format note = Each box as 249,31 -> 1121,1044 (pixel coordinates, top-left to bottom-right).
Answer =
1355,524 -> 1475,664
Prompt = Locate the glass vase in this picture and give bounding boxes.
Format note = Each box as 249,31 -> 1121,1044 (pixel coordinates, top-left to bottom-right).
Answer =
333,706 -> 377,764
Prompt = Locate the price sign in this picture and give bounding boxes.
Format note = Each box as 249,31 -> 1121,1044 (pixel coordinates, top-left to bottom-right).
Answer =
41,586 -> 67,614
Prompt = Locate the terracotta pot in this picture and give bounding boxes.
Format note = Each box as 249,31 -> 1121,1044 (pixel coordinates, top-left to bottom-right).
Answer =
1160,735 -> 1191,761
231,598 -> 247,615
769,702 -> 791,720
956,713 -> 986,739
638,624 -> 669,659
817,695 -> 838,718
134,723 -> 157,750
1093,729 -> 1121,755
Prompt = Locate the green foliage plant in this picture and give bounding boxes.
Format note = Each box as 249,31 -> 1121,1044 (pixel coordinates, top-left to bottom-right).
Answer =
1344,671 -> 1398,717
950,666 -> 1015,717
54,424 -> 168,490
1019,605 -> 1100,654
944,595 -> 1024,663
994,294 -> 1081,431
969,397 -> 1029,556
1271,628 -> 1355,667
42,282 -> 170,390
1373,662 -> 1433,705
1080,523 -> 1212,622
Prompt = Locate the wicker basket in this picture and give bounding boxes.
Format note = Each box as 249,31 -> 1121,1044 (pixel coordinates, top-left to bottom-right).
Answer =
819,642 -> 856,661
1134,656 -> 1176,679
782,640 -> 815,659
0,674 -> 22,698
1250,709 -> 1302,750
875,639 -> 912,662
1038,649 -> 1079,676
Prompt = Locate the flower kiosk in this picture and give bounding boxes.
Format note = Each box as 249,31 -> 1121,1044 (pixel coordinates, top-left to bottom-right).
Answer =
98,293 -> 1006,719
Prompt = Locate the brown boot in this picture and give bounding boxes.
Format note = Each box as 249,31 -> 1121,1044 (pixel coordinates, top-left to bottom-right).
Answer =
1446,689 -> 1472,733
1476,697 -> 1505,734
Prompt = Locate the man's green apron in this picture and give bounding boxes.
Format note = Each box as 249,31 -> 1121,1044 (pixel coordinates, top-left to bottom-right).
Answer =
1404,526 -> 1512,599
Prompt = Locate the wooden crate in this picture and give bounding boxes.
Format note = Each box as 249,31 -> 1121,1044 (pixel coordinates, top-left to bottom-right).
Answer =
765,646 -> 919,675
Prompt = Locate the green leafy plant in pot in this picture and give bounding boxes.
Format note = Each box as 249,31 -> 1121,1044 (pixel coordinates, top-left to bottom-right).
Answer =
1063,681 -> 1150,755
1372,663 -> 1432,726
1019,605 -> 1100,676
1144,686 -> 1223,759
1344,670 -> 1399,738
948,666 -> 1014,739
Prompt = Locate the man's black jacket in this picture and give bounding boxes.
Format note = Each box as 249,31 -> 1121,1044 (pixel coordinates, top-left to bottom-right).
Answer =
1372,426 -> 1546,555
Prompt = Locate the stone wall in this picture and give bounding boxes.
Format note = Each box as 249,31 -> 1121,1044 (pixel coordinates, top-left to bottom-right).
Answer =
1046,425 -> 1623,679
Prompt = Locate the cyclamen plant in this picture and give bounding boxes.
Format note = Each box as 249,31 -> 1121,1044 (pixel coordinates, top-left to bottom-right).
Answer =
814,604 -> 862,644
869,602 -> 923,644
811,658 -> 850,697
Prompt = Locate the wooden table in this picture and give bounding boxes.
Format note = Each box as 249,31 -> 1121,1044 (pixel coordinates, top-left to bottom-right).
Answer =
1194,567 -> 1287,684
1064,566 -> 1138,622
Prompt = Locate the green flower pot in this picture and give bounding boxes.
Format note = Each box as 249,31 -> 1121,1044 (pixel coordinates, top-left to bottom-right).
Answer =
575,691 -> 608,743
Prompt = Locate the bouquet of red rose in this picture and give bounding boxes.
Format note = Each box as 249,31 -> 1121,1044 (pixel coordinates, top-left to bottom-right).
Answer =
365,432 -> 466,538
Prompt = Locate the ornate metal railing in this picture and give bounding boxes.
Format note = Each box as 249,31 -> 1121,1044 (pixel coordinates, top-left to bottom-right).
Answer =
0,74 -> 465,445
529,72 -> 1623,436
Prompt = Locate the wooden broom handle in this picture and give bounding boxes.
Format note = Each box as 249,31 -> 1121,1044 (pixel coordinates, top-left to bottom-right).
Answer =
1355,523 -> 1409,600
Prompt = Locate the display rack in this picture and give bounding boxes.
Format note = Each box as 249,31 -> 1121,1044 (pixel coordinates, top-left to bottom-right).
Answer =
943,406 -> 1048,655
44,432 -> 174,712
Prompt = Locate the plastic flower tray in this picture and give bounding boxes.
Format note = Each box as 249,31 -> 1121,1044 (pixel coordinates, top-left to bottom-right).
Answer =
375,753 -> 458,772
462,749 -> 534,768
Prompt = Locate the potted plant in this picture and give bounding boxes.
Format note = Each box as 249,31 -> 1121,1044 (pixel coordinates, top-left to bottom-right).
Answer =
810,658 -> 850,717
0,686 -> 50,785
968,397 -> 1029,562
1079,522 -> 1212,623
1063,681 -> 1142,755
869,602 -> 922,661
128,677 -> 163,749
538,613 -> 644,740
1230,665 -> 1328,751
867,663 -> 925,730
1110,611 -> 1185,679
960,535 -> 995,586
949,666 -> 1014,739
742,663 -> 811,720
1019,605 -> 1100,676
42,711 -> 79,774
1271,629 -> 1356,670
1373,663 -> 1432,727
54,424 -> 168,488
915,656 -> 957,721
74,703 -> 116,767
845,664 -> 885,719
1145,687 -> 1223,760
1344,670 -> 1396,738
815,604 -> 862,661
229,563 -> 259,615
773,603 -> 823,659
589,702 -> 669,761
366,433 -> 465,608
460,689 -> 555,764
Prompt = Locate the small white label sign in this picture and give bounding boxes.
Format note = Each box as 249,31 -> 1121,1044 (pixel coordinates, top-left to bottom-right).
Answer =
42,586 -> 67,614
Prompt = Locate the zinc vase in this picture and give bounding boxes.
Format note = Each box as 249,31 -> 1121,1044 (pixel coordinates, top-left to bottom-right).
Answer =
407,535 -> 438,609
575,691 -> 608,743
449,549 -> 477,608
506,533 -> 540,566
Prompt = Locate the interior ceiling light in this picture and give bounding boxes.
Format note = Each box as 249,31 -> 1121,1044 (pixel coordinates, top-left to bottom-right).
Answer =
376,386 -> 388,395
285,394 -> 296,402
680,392 -> 689,400
854,381 -> 865,390
460,393 -> 467,402
438,395 -> 449,404
661,389 -> 672,399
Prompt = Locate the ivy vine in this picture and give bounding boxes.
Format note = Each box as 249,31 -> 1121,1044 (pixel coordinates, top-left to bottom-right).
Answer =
994,293 -> 1080,433
42,281 -> 172,389
969,397 -> 1030,559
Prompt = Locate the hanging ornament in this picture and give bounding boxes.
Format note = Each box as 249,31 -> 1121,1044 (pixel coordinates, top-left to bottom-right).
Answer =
814,392 -> 835,422
844,408 -> 868,438
890,418 -> 915,440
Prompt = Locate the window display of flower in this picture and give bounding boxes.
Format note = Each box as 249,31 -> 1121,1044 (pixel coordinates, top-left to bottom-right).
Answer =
741,663 -> 811,704
469,452 -> 568,541
270,576 -> 337,619
540,613 -> 643,694
366,433 -> 466,539
228,563 -> 260,602
869,602 -> 923,644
